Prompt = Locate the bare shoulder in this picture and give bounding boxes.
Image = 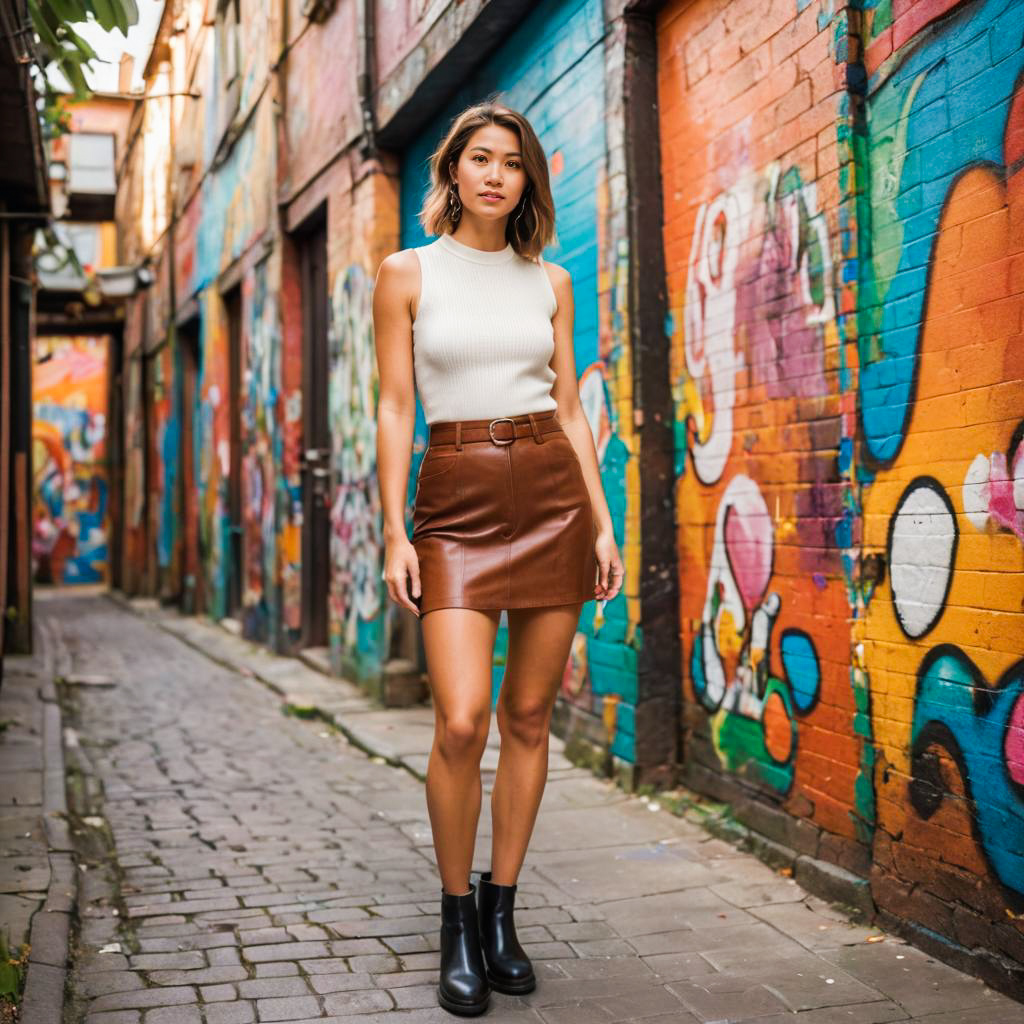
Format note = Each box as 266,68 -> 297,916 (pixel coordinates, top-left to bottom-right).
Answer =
540,259 -> 572,309
540,258 -> 570,287
376,247 -> 420,285
375,248 -> 421,315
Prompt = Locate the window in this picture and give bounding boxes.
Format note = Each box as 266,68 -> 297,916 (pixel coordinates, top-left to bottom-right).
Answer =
69,133 -> 116,194
215,0 -> 241,135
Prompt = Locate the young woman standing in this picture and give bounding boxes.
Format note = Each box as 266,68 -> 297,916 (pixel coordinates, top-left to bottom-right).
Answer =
373,101 -> 623,1016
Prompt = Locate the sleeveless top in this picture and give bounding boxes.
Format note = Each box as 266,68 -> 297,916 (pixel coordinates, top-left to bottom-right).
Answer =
411,232 -> 559,424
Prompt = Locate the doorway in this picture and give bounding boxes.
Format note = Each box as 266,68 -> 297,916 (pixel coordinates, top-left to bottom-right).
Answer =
179,318 -> 201,614
223,285 -> 243,620
296,211 -> 330,649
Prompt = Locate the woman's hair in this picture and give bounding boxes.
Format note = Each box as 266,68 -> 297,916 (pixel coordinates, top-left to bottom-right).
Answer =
419,99 -> 556,262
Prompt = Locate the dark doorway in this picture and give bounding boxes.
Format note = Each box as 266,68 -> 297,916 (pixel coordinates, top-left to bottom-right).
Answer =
108,329 -> 124,591
179,318 -> 202,614
296,212 -> 330,648
224,285 -> 243,619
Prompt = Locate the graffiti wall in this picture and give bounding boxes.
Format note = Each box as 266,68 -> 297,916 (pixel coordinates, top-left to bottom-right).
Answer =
32,335 -> 109,585
661,0 -> 858,837
660,0 -> 1024,973
327,261 -> 384,677
397,0 -> 641,760
858,0 -> 1024,965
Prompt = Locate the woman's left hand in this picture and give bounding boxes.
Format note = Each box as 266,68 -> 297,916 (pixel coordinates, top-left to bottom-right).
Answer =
594,528 -> 624,602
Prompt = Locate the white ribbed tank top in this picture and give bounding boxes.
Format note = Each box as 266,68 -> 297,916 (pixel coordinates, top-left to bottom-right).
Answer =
411,232 -> 559,424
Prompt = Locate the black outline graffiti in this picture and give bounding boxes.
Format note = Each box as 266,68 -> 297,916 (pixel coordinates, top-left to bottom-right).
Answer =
908,644 -> 1024,910
885,475 -> 959,641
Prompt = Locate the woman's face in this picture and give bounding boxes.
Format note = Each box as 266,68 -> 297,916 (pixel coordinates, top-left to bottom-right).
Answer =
451,123 -> 529,224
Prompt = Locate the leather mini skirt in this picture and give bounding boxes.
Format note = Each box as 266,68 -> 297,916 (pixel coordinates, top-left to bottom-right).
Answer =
411,409 -> 597,615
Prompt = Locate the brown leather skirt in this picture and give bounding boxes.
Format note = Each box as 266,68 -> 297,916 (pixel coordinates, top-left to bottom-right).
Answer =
411,409 -> 597,615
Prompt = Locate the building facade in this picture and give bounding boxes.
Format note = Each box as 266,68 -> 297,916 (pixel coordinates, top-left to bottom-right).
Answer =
113,0 -> 1024,992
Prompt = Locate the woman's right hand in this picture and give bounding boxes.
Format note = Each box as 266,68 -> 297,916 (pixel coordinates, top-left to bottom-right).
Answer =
383,538 -> 422,617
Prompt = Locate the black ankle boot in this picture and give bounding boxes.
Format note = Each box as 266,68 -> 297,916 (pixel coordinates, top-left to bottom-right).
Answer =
476,871 -> 536,994
438,884 -> 490,1016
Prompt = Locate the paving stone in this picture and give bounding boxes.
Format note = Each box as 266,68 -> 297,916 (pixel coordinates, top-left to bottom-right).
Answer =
79,970 -> 147,997
744,1002 -> 913,1024
200,983 -> 238,1001
390,984 -> 440,1010
750,896 -> 879,950
88,986 -> 199,1012
144,1005 -> 202,1023
237,977 -> 313,999
537,1002 -> 616,1024
322,988 -> 395,1014
307,972 -> 377,995
254,962 -> 300,977
817,941 -> 1022,1018
666,976 -> 791,1021
204,1002 -> 257,1024
253,994 -> 321,1021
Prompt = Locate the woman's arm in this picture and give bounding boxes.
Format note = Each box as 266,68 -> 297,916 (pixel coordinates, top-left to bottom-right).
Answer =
373,249 -> 422,616
544,261 -> 623,604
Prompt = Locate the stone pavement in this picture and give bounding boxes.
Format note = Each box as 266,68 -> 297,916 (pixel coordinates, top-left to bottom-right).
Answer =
17,590 -> 1024,1023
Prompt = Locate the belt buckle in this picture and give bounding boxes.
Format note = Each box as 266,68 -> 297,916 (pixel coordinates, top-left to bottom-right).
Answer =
488,417 -> 516,446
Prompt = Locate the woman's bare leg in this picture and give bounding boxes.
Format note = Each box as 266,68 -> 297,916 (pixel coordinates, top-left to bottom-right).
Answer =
489,602 -> 583,886
421,605 -> 502,894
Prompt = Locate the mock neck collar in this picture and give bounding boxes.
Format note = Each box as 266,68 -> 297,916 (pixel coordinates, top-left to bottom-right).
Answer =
436,232 -> 517,265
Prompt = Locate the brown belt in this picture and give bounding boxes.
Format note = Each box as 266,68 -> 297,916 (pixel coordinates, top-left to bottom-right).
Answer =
428,410 -> 561,449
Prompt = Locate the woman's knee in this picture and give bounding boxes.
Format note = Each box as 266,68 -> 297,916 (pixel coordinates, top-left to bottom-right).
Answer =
435,713 -> 489,760
498,699 -> 551,747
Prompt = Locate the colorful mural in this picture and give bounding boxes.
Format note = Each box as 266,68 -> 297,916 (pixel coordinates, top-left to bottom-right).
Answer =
660,18 -> 858,833
860,0 -> 1024,937
32,335 -> 109,585
662,0 -> 1024,966
327,264 -> 384,677
240,257 -> 284,642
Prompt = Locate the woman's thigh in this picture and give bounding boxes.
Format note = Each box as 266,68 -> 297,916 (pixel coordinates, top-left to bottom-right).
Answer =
501,602 -> 584,714
421,606 -> 502,726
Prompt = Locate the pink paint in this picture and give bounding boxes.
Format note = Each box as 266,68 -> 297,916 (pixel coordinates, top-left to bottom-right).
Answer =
988,453 -> 1024,541
724,501 -> 772,610
1006,692 -> 1024,788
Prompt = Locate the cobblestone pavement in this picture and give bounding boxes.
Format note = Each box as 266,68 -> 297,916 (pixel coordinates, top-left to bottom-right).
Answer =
36,592 -> 1024,1023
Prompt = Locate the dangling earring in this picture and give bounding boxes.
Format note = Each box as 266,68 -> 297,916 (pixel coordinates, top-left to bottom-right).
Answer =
448,182 -> 462,221
513,186 -> 530,233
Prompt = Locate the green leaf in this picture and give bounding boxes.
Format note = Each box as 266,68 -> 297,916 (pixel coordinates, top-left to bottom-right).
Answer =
120,0 -> 139,24
30,7 -> 63,56
63,24 -> 98,61
89,0 -> 119,32
64,57 -> 91,99
46,0 -> 89,25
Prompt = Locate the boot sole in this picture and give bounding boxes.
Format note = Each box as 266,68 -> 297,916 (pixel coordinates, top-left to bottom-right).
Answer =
486,971 -> 536,995
437,990 -> 490,1016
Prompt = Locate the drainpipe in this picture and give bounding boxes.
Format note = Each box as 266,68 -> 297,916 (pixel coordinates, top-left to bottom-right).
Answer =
356,0 -> 378,160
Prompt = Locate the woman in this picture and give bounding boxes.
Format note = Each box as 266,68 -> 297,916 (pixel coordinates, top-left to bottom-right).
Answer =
373,100 -> 623,1016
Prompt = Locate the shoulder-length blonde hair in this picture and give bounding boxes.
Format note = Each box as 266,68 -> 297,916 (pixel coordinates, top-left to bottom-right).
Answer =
419,100 -> 556,262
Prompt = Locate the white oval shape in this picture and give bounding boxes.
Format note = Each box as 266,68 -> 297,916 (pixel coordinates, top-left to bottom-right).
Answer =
889,480 -> 957,639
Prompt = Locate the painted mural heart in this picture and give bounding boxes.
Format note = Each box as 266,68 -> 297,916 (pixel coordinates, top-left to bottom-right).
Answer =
723,499 -> 773,612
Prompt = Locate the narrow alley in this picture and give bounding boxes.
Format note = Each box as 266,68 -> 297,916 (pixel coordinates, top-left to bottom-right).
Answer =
7,590 -> 1024,1024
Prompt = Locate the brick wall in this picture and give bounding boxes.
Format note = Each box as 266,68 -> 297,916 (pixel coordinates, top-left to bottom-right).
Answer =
657,0 -> 1024,989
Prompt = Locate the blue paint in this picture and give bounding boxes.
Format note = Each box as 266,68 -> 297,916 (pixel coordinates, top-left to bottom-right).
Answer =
910,647 -> 1024,899
780,629 -> 821,714
838,436 -> 853,473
